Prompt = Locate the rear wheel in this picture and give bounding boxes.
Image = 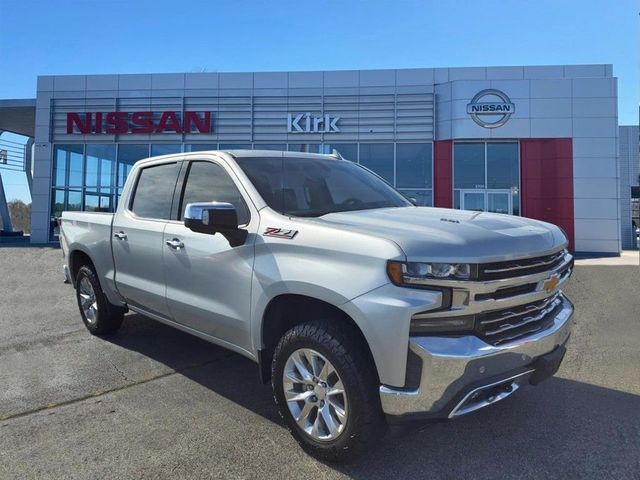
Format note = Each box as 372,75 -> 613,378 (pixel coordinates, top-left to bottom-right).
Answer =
75,265 -> 124,335
272,320 -> 385,462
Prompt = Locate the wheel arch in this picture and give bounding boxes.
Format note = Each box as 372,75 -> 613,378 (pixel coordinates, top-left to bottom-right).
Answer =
68,247 -> 96,286
258,293 -> 378,385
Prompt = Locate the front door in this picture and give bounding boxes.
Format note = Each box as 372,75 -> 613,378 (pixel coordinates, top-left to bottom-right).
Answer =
460,189 -> 513,215
163,159 -> 256,353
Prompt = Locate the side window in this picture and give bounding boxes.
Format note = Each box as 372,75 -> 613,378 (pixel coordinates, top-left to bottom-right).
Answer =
180,161 -> 250,225
130,162 -> 180,219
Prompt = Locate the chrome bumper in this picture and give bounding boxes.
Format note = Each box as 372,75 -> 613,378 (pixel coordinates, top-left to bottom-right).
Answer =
380,293 -> 574,419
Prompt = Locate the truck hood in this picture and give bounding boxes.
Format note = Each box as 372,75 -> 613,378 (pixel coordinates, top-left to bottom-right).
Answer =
313,207 -> 567,263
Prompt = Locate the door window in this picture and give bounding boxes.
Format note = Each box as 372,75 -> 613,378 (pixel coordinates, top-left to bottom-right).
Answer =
461,191 -> 485,212
130,162 -> 180,219
179,161 -> 250,225
487,191 -> 512,214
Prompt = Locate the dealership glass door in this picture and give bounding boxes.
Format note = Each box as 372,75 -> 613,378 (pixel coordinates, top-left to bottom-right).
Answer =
460,189 -> 512,214
454,142 -> 520,216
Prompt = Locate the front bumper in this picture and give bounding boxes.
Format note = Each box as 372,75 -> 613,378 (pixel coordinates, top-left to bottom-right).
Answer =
380,293 -> 573,419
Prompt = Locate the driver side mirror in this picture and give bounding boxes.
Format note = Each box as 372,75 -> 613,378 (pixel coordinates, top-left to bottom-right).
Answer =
184,202 -> 247,246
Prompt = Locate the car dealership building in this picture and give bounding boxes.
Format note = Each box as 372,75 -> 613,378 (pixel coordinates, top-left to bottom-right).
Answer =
0,64 -> 623,254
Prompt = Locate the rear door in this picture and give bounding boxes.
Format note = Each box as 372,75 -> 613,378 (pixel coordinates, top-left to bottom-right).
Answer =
112,161 -> 181,318
163,158 -> 257,352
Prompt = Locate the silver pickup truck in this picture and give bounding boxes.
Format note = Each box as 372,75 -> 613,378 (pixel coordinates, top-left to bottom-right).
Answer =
60,150 -> 574,461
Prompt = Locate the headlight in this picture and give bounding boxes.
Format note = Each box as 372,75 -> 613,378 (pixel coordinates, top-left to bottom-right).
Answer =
387,261 -> 471,286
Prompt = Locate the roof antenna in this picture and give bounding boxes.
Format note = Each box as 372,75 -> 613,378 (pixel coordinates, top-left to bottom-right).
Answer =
331,149 -> 344,160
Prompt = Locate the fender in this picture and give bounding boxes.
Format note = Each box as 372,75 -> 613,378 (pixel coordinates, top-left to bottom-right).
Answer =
68,242 -> 125,307
250,279 -> 380,360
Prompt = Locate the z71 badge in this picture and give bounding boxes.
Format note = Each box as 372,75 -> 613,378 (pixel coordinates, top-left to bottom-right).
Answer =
263,227 -> 298,239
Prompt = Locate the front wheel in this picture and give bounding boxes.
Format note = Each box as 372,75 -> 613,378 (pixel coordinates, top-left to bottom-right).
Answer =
272,320 -> 385,462
75,265 -> 124,335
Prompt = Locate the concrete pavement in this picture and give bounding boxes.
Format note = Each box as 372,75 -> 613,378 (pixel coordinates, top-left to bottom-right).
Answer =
1,247 -> 639,479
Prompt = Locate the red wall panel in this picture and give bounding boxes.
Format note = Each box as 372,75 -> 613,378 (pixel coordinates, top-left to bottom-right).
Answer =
433,140 -> 453,208
520,138 -> 575,251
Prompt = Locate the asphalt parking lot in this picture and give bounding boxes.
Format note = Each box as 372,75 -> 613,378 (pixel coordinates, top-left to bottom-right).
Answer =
1,247 -> 639,479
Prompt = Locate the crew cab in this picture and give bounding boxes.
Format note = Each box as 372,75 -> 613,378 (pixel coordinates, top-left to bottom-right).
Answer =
60,150 -> 574,461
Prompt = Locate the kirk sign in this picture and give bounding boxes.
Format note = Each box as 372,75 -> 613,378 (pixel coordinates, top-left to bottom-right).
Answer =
66,111 -> 212,134
287,113 -> 340,133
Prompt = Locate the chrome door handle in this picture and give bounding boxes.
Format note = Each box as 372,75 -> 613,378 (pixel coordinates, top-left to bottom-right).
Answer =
165,238 -> 184,250
113,231 -> 127,240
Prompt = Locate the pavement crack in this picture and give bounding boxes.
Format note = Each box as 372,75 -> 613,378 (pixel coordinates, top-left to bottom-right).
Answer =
109,361 -> 130,382
0,355 -> 232,423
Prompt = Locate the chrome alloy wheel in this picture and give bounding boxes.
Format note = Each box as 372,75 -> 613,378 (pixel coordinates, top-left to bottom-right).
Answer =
78,276 -> 98,324
282,348 -> 348,441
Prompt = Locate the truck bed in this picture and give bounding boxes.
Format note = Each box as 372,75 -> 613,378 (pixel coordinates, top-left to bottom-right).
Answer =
60,211 -> 117,300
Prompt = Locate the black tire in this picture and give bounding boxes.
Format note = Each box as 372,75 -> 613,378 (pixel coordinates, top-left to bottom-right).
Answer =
272,320 -> 385,462
75,265 -> 125,335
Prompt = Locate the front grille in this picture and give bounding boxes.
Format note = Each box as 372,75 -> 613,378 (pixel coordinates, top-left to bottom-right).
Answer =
475,283 -> 537,301
475,294 -> 563,345
478,250 -> 567,281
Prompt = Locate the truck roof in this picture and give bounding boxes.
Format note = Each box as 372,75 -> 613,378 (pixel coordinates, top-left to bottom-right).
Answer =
222,149 -> 341,160
133,149 -> 343,169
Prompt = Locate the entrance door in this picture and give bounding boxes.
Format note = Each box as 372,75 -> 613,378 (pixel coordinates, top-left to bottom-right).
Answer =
460,189 -> 513,215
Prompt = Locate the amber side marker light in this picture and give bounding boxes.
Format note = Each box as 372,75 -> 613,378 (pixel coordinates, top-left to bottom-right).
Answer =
387,261 -> 404,285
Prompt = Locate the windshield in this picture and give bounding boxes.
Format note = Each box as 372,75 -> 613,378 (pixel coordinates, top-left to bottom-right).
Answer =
234,156 -> 412,217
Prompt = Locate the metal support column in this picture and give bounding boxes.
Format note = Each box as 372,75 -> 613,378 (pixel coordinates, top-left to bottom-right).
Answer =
0,129 -> 12,232
0,171 -> 13,233
25,137 -> 34,193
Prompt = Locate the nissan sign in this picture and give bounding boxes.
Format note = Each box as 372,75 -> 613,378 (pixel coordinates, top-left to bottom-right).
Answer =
466,89 -> 515,128
66,111 -> 212,134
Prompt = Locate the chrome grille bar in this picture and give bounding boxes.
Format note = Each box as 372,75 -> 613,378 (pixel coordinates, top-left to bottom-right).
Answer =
481,297 -> 562,337
479,293 -> 560,326
482,251 -> 565,274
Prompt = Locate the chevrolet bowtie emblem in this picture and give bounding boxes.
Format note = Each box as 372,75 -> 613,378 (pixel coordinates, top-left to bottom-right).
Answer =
542,274 -> 560,293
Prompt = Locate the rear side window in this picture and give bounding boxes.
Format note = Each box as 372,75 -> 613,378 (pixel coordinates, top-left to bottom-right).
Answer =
179,161 -> 250,225
130,162 -> 180,219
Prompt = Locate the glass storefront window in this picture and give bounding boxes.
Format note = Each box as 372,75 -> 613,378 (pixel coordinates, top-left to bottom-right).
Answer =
151,144 -> 182,156
85,144 -> 115,188
67,190 -> 82,211
288,144 -> 320,153
359,143 -> 394,184
254,144 -> 286,151
219,144 -> 252,150
49,140 -> 441,238
117,144 -> 149,187
454,143 -> 485,189
53,145 -> 83,187
487,143 -> 519,189
398,189 -> 432,207
186,144 -> 218,152
396,143 -> 432,189
321,144 -> 358,162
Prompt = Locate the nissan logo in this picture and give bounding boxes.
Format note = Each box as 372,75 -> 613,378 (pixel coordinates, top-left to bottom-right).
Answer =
466,89 -> 515,129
